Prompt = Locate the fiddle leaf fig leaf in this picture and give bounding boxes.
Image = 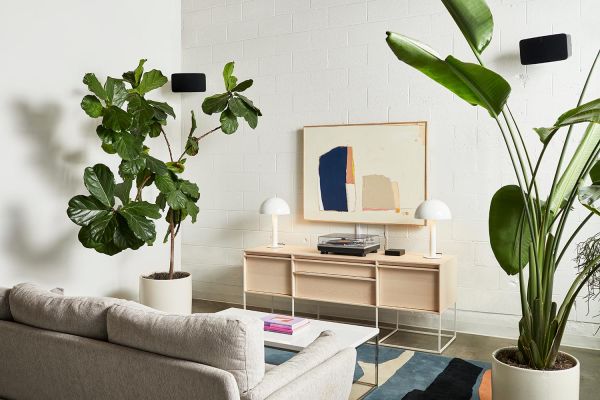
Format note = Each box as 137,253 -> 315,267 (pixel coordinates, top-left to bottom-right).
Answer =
88,212 -> 118,243
534,99 -> 600,143
67,195 -> 111,227
113,215 -> 145,250
590,159 -> 600,184
179,180 -> 199,200
187,200 -> 199,223
119,157 -> 146,179
155,173 -> 177,193
118,206 -> 157,243
441,0 -> 493,55
145,155 -> 169,176
135,69 -> 168,95
232,79 -> 253,92
489,185 -> 532,275
220,109 -> 239,134
190,110 -> 197,135
228,97 -> 249,118
166,190 -> 188,210
237,94 -> 262,116
81,95 -> 104,118
102,106 -> 133,132
114,179 -> 133,205
578,184 -> 600,216
121,201 -> 161,219
223,61 -> 236,90
96,126 -> 117,144
83,73 -> 107,100
386,32 -> 510,116
202,93 -> 229,115
244,109 -> 258,129
84,164 -> 115,208
147,100 -> 175,119
166,161 -> 185,174
105,77 -> 128,107
113,134 -> 143,161
185,137 -> 199,156
123,59 -> 147,88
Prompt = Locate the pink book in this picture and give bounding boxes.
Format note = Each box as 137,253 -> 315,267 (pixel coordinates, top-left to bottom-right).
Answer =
261,314 -> 309,329
264,326 -> 293,334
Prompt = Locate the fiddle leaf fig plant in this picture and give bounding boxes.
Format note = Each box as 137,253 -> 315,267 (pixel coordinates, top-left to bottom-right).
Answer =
68,60 -> 261,279
387,0 -> 600,370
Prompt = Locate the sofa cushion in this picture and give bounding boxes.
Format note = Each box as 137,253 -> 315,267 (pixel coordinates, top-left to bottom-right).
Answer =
8,283 -> 135,340
0,287 -> 12,320
107,304 -> 264,393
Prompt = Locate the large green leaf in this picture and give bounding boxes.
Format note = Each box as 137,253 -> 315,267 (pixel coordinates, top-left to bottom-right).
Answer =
223,61 -> 236,91
237,94 -> 262,116
167,190 -> 188,210
119,157 -> 146,178
232,79 -> 253,92
220,109 -> 239,134
114,134 -> 143,161
96,126 -> 117,144
386,32 -> 510,116
579,184 -> 600,216
81,95 -> 103,118
534,98 -> 600,143
590,159 -> 600,183
105,77 -> 128,107
121,201 -> 160,219
489,185 -> 532,275
118,204 -> 157,243
113,215 -> 145,250
145,155 -> 169,176
78,224 -> 123,256
179,180 -> 199,200
441,0 -> 493,54
549,123 -> 600,214
135,69 -> 168,95
202,93 -> 229,115
102,106 -> 133,132
228,97 -> 248,118
147,100 -> 175,118
83,73 -> 107,100
67,195 -> 110,226
122,59 -> 146,88
155,173 -> 177,193
84,164 -> 115,207
187,200 -> 199,223
114,179 -> 133,205
88,212 -> 117,243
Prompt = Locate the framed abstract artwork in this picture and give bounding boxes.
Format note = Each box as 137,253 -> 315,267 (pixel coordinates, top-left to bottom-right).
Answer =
303,122 -> 427,225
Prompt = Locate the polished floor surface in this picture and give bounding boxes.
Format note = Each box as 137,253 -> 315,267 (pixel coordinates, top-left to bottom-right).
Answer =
193,299 -> 599,400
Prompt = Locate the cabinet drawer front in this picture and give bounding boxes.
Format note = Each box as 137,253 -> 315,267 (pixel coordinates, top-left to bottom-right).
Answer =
246,256 -> 291,295
379,267 -> 439,311
295,274 -> 375,306
294,259 -> 375,279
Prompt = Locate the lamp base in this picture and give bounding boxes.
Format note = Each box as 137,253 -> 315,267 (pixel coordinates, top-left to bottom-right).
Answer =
268,244 -> 285,249
423,254 -> 442,259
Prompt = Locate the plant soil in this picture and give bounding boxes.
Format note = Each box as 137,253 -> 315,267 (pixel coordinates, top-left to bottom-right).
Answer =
496,348 -> 576,371
145,271 -> 190,280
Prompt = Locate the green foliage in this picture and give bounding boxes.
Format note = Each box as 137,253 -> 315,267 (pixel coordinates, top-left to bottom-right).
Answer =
489,185 -> 532,275
386,32 -> 510,116
68,59 -> 261,261
386,0 -> 600,369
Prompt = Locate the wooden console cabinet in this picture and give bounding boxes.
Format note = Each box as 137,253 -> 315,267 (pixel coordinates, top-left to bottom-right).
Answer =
243,245 -> 457,353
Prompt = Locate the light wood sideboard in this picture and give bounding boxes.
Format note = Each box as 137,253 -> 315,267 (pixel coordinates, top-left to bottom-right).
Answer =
243,245 -> 457,353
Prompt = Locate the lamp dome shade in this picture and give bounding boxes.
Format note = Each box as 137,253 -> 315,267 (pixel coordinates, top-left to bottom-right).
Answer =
171,73 -> 206,92
414,199 -> 451,220
259,197 -> 290,215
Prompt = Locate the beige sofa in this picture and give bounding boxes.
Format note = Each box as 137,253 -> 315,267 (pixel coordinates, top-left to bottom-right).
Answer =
0,283 -> 356,400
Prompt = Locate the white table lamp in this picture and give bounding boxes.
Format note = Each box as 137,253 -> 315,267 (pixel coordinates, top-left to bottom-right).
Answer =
259,197 -> 290,248
414,199 -> 452,259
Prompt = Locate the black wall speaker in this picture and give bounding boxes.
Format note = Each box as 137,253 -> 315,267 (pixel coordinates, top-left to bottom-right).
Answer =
519,34 -> 571,65
171,73 -> 206,92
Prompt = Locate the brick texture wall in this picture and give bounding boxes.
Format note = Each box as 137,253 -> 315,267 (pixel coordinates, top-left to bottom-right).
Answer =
180,0 -> 599,348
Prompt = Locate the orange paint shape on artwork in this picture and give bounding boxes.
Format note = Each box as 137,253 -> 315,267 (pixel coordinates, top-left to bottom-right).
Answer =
346,146 -> 355,184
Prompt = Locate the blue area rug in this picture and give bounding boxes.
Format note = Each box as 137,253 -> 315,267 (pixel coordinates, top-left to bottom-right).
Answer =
265,344 -> 491,400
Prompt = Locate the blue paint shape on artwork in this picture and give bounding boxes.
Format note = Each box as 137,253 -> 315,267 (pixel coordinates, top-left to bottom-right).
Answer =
319,146 -> 348,212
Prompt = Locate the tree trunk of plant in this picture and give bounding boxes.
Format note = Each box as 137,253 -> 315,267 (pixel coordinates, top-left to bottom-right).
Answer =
168,220 -> 175,280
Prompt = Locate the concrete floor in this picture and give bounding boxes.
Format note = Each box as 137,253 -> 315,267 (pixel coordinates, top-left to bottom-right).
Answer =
193,299 -> 599,400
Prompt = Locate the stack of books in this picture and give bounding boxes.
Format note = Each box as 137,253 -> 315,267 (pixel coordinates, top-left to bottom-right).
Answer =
261,314 -> 310,335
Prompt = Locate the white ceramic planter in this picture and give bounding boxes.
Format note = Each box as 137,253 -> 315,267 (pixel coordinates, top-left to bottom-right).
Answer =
139,272 -> 192,314
492,347 -> 579,400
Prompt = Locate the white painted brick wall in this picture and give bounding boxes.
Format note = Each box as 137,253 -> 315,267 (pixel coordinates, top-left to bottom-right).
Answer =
182,0 -> 600,348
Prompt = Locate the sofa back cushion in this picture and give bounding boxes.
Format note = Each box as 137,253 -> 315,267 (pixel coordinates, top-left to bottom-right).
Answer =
107,304 -> 264,393
0,287 -> 11,320
9,283 -> 128,340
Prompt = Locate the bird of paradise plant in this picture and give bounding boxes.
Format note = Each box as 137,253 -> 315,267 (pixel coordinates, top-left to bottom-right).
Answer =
386,0 -> 599,369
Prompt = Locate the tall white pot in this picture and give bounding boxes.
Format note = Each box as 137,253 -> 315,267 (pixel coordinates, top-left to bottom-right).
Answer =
139,273 -> 192,314
492,347 -> 580,400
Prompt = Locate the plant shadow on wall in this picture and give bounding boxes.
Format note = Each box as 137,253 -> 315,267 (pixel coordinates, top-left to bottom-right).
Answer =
66,60 -> 261,281
385,0 -> 600,380
3,101 -> 86,272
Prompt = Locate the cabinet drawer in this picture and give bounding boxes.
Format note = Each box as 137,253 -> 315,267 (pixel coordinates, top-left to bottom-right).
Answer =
294,259 -> 375,279
295,274 -> 375,306
379,266 -> 439,311
245,256 -> 291,295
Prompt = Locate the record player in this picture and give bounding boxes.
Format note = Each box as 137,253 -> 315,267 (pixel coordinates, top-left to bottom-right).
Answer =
317,233 -> 380,257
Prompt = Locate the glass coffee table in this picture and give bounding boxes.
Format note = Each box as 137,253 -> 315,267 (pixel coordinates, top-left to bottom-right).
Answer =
217,308 -> 380,399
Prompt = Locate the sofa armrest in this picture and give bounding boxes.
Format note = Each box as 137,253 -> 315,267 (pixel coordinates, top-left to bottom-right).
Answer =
242,331 -> 356,400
